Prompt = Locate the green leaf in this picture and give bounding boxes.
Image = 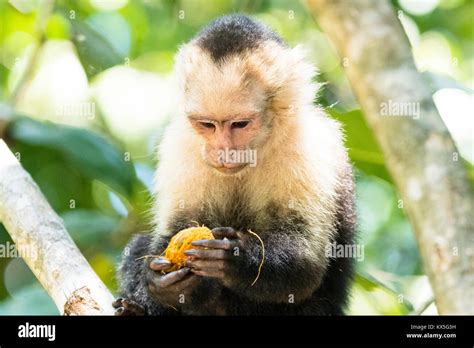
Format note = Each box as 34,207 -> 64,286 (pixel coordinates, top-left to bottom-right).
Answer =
328,109 -> 392,182
70,19 -> 125,78
8,117 -> 135,197
85,12 -> 131,57
61,209 -> 119,245
355,271 -> 414,312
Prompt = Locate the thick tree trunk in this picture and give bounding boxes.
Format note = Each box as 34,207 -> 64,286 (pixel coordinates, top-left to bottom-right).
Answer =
307,0 -> 474,314
0,140 -> 115,315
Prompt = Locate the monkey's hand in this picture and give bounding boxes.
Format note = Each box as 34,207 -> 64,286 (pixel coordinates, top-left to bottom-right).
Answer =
112,297 -> 146,316
146,257 -> 201,308
184,227 -> 256,288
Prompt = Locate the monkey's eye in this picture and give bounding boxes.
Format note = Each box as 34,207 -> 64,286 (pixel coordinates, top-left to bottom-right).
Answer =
231,120 -> 250,129
199,122 -> 216,130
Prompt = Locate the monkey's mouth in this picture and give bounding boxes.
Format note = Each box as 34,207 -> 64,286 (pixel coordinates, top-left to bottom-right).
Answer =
215,164 -> 248,175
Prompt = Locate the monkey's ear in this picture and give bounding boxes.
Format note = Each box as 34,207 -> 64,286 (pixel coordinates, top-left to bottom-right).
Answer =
252,42 -> 316,88
289,45 -> 318,78
252,42 -> 320,108
174,44 -> 206,90
175,44 -> 197,67
287,44 -> 321,97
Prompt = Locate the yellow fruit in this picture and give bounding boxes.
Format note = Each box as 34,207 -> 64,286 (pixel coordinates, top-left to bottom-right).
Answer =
164,226 -> 214,272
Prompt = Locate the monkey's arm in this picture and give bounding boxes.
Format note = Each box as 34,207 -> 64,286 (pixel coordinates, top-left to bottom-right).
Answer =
118,233 -> 226,315
185,224 -> 330,304
116,234 -> 181,315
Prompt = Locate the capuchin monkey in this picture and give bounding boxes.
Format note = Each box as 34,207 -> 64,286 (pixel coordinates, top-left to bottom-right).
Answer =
114,14 -> 356,315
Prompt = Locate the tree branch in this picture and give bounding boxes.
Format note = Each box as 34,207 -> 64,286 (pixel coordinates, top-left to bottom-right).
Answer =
0,139 -> 115,315
307,0 -> 474,314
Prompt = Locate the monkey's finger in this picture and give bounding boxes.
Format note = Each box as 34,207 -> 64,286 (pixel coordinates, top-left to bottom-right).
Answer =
149,257 -> 173,271
191,239 -> 235,250
173,274 -> 201,292
190,268 -> 225,279
186,259 -> 225,271
121,299 -> 146,315
211,227 -> 238,239
184,248 -> 227,259
112,298 -> 124,308
158,267 -> 191,288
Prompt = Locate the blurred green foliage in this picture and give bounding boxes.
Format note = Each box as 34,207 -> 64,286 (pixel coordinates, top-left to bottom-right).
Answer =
10,117 -> 136,196
0,0 -> 472,315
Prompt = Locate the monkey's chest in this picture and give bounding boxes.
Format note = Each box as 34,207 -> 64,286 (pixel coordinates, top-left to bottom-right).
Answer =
195,195 -> 275,232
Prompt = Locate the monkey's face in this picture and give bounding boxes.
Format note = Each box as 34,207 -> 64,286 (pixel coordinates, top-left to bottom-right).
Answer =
188,114 -> 264,175
180,46 -> 271,175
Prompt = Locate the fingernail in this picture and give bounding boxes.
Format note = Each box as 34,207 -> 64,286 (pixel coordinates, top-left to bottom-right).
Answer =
151,259 -> 170,266
191,240 -> 205,246
184,249 -> 197,255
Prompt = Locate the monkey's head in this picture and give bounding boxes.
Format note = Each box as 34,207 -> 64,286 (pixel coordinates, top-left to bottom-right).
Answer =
174,15 -> 317,175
